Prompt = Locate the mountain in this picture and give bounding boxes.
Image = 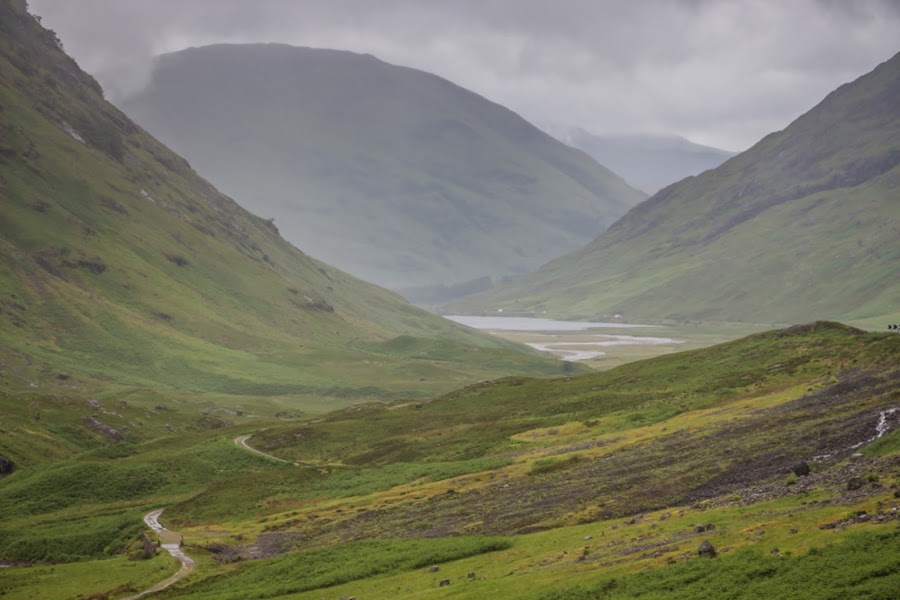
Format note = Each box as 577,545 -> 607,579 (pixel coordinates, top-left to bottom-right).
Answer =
119,44 -> 645,301
0,0 -> 570,411
564,130 -> 736,193
453,52 -> 900,325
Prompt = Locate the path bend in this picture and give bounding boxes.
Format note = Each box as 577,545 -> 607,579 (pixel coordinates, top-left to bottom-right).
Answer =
123,509 -> 195,600
234,434 -> 299,465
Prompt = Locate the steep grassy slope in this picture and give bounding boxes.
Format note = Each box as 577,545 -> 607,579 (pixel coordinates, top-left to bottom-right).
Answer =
119,43 -> 645,300
5,323 -> 894,598
161,323 -> 900,599
239,323 -> 899,536
565,130 -> 735,193
454,52 -> 900,324
0,0 -> 569,411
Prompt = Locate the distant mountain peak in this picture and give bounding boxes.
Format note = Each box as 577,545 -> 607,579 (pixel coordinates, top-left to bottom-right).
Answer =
559,129 -> 736,193
120,43 -> 645,301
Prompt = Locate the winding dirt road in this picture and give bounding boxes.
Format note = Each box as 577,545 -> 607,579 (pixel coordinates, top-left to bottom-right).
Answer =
120,435 -> 297,598
123,509 -> 195,600
234,434 -> 298,465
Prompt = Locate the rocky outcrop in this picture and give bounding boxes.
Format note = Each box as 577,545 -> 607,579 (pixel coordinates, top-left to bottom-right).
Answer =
83,416 -> 123,441
792,462 -> 811,477
697,540 -> 717,558
847,477 -> 865,491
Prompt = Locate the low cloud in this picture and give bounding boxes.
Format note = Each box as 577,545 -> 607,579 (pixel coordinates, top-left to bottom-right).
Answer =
28,0 -> 900,150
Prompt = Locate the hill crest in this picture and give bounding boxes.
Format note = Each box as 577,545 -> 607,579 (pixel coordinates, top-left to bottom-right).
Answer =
121,42 -> 645,300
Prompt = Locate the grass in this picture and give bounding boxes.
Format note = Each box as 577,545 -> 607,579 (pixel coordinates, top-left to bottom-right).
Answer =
0,461 -> 167,516
252,322 -> 898,466
862,428 -> 900,458
0,0 -> 572,424
536,530 -> 900,600
0,323 -> 897,599
2,7 -> 899,600
451,52 -> 900,324
169,489 -> 900,600
0,553 -> 180,600
165,537 -> 512,599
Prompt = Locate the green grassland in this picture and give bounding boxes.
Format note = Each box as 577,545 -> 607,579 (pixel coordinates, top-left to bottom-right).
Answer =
2,4 -> 900,600
451,51 -> 900,325
0,0 -> 573,419
3,322 -> 897,599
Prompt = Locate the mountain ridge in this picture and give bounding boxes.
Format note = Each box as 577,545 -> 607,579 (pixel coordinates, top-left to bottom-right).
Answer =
0,1 -> 568,408
120,42 -> 645,299
563,129 -> 736,193
452,51 -> 900,324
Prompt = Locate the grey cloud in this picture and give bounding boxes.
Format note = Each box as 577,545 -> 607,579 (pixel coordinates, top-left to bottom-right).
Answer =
27,0 -> 900,150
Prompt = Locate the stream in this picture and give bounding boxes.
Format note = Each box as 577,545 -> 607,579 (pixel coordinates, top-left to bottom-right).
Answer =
813,407 -> 898,461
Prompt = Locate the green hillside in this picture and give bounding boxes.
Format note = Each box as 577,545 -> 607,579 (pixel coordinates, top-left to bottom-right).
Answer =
454,52 -> 900,325
3,4 -> 900,599
120,43 -> 645,301
3,322 -> 897,598
0,0 -> 570,414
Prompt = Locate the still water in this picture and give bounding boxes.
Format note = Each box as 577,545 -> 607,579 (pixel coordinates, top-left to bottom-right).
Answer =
443,315 -> 656,331
444,315 -> 682,361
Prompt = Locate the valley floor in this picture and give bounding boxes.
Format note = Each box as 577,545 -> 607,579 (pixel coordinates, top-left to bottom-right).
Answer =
1,323 -> 898,599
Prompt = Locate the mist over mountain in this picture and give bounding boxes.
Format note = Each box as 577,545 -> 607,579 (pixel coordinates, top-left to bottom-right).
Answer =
453,51 -> 900,325
0,2 -> 567,407
5,4 -> 900,600
119,43 -> 645,302
563,130 -> 736,194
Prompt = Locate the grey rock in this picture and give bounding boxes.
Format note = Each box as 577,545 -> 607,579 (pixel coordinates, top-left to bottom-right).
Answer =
847,477 -> 865,491
792,462 -> 811,477
698,540 -> 717,558
83,416 -> 123,441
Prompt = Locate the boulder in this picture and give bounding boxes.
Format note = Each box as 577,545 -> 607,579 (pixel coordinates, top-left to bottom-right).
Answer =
439,579 -> 451,587
792,462 -> 811,477
428,565 -> 439,573
698,540 -> 717,558
0,455 -> 13,474
847,477 -> 865,491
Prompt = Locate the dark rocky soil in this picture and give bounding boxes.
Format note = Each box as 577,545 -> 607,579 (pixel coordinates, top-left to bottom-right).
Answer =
241,366 -> 898,557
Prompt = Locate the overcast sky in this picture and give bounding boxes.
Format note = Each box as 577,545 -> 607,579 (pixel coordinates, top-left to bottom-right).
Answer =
28,0 -> 900,151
